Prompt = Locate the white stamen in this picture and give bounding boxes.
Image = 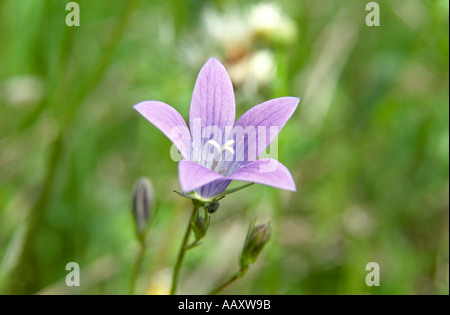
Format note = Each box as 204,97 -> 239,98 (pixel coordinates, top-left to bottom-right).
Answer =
223,139 -> 235,147
206,140 -> 221,152
222,140 -> 235,155
206,139 -> 236,171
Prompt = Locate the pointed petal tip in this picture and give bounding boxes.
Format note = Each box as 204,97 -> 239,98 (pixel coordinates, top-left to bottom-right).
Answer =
282,165 -> 297,192
132,101 -> 143,111
286,181 -> 297,192
133,101 -> 152,112
282,96 -> 301,116
202,57 -> 227,72
286,96 -> 301,107
206,56 -> 223,65
275,174 -> 297,192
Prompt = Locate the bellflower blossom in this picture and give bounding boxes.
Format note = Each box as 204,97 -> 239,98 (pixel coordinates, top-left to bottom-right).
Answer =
134,58 -> 299,200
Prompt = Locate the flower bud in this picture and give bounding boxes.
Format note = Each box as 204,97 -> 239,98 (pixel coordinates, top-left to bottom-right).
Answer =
132,177 -> 154,240
206,201 -> 220,214
192,216 -> 209,240
240,220 -> 271,271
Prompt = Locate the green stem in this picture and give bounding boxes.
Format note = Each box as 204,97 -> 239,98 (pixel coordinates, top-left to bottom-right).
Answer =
129,241 -> 146,295
170,204 -> 197,295
208,270 -> 246,295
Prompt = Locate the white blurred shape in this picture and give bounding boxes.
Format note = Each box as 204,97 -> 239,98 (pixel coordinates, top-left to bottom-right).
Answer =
2,75 -> 44,107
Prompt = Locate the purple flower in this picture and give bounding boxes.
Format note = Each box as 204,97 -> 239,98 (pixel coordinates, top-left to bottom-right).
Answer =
134,58 -> 299,200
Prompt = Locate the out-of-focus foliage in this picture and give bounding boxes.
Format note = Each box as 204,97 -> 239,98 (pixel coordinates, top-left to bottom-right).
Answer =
0,0 -> 448,295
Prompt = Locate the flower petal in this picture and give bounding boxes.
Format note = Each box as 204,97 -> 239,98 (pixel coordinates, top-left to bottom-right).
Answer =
178,160 -> 225,193
194,179 -> 231,199
134,101 -> 191,159
236,97 -> 300,157
227,158 -> 296,191
189,57 -> 236,136
220,97 -> 299,175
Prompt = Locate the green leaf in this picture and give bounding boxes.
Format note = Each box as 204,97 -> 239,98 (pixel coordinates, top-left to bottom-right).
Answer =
213,183 -> 254,200
173,190 -> 197,200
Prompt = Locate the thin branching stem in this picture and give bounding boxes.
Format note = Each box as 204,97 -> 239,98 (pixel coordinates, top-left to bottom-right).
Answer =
129,240 -> 146,295
208,270 -> 246,295
170,204 -> 197,295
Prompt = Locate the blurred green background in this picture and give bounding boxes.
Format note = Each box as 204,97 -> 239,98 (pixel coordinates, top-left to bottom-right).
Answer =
0,0 -> 448,295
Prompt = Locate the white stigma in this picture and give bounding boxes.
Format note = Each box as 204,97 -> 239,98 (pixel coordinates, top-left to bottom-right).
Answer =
206,139 -> 235,171
222,139 -> 235,155
206,139 -> 235,155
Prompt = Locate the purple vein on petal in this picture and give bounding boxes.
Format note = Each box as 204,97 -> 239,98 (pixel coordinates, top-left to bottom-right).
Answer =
189,58 -> 236,137
222,97 -> 300,175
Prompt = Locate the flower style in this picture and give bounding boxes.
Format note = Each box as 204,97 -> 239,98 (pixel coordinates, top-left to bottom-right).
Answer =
134,58 -> 299,200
